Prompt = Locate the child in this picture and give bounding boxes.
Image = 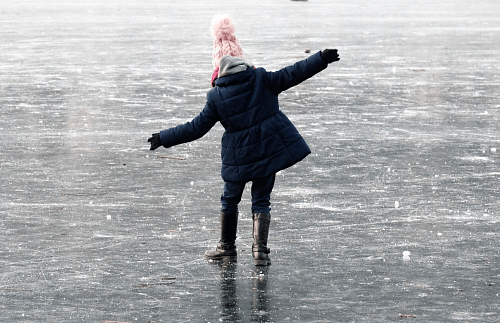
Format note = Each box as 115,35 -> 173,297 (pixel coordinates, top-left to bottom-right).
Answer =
148,16 -> 339,266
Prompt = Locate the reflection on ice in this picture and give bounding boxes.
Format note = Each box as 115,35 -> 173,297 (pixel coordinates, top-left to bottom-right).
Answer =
217,261 -> 240,323
211,260 -> 271,323
252,267 -> 270,322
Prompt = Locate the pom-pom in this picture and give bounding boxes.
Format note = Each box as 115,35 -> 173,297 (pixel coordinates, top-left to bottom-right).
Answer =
211,14 -> 236,38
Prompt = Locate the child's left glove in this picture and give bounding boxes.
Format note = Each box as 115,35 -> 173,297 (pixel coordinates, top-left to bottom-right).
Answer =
148,133 -> 162,150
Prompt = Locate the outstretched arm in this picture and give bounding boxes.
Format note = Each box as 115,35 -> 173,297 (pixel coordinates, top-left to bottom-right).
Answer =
148,99 -> 219,150
263,49 -> 339,95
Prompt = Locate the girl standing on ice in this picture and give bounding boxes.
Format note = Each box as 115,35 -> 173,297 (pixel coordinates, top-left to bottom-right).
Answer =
148,16 -> 339,266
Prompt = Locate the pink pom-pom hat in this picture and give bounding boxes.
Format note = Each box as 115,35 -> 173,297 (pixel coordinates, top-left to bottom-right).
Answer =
211,15 -> 245,69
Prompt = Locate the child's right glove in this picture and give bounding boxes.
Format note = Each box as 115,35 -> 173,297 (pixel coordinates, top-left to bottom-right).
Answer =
321,49 -> 340,63
148,133 -> 162,150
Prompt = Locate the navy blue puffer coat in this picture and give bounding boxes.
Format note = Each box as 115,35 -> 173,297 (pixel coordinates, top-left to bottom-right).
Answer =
159,51 -> 328,183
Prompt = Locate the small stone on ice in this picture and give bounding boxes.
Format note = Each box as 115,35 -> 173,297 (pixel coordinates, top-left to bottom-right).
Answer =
305,48 -> 311,53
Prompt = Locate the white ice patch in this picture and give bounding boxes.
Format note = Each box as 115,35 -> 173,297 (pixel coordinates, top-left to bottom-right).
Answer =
291,202 -> 344,212
458,156 -> 491,163
275,187 -> 322,197
165,96 -> 185,103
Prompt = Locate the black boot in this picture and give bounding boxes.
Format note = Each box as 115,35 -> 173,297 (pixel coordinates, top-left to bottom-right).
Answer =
252,213 -> 271,266
204,211 -> 238,261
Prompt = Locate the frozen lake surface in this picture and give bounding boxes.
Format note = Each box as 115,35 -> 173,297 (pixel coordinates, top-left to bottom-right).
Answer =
1,0 -> 499,322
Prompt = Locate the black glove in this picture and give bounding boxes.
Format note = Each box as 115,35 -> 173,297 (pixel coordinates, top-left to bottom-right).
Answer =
148,133 -> 162,150
321,49 -> 340,64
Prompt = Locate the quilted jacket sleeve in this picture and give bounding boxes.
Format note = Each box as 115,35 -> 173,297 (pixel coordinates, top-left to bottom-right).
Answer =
159,98 -> 219,148
263,51 -> 328,95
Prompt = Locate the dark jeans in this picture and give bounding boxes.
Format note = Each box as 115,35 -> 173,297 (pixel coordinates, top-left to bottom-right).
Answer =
221,173 -> 276,214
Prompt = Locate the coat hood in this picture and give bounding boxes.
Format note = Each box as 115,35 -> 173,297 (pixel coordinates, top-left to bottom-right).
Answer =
218,55 -> 253,78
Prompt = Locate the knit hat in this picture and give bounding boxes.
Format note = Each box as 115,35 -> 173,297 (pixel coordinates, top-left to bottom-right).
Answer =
211,15 -> 245,69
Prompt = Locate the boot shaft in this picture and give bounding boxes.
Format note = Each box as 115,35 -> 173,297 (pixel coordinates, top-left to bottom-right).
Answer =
252,212 -> 271,245
252,213 -> 271,266
220,211 -> 238,243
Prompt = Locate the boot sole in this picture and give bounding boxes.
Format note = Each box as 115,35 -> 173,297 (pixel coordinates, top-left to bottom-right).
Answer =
204,255 -> 237,262
254,259 -> 271,266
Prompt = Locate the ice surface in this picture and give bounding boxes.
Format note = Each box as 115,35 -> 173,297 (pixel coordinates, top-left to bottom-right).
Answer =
1,0 -> 499,322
